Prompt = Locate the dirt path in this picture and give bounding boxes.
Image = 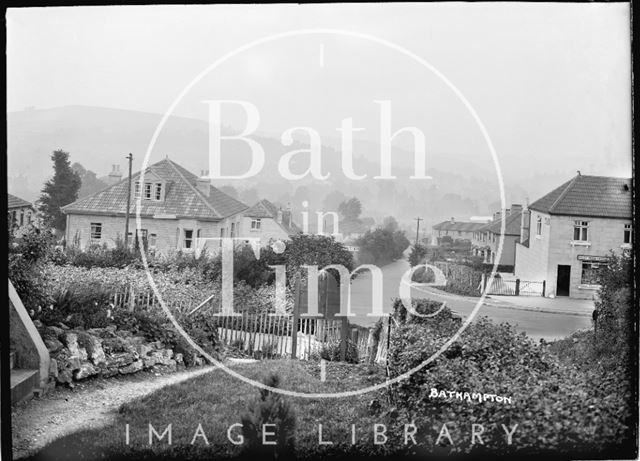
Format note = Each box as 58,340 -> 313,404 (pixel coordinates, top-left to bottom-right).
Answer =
11,366 -> 218,459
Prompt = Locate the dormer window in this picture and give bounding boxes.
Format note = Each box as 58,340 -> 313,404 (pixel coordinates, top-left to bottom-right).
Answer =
135,180 -> 165,201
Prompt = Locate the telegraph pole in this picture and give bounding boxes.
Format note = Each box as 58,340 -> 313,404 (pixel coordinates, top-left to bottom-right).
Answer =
124,153 -> 133,248
414,217 -> 423,245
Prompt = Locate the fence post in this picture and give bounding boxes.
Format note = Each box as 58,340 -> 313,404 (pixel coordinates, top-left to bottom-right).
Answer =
128,283 -> 135,312
339,317 -> 349,361
515,278 -> 520,296
291,275 -> 300,359
542,280 -> 546,297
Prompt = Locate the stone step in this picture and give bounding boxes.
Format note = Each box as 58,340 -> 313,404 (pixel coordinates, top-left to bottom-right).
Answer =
11,369 -> 39,406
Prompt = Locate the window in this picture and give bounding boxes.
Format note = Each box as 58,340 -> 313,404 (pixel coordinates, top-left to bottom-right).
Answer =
19,211 -> 24,226
573,221 -> 589,241
154,183 -> 162,200
457,230 -> 462,236
251,218 -> 261,230
11,211 -> 16,225
536,216 -> 542,236
581,263 -> 600,285
90,223 -> 102,240
184,229 -> 193,249
144,183 -> 152,200
149,233 -> 157,248
230,222 -> 235,238
26,212 -> 32,224
134,182 -> 141,197
624,224 -> 632,244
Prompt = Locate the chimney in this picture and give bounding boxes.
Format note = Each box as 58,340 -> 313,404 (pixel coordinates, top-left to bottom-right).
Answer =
450,217 -> 455,223
493,211 -> 502,221
106,164 -> 122,185
196,176 -> 210,197
511,204 -> 523,214
520,207 -> 530,243
286,202 -> 292,227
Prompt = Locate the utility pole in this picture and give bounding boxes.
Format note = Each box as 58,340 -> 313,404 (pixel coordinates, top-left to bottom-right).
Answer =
124,153 -> 133,248
414,217 -> 423,246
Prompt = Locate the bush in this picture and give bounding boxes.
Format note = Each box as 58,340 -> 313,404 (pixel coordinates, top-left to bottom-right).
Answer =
319,339 -> 359,364
8,226 -> 56,312
355,227 -> 410,267
411,266 -> 435,283
241,373 -> 296,458
38,284 -> 113,328
385,304 -> 634,457
408,244 -> 428,267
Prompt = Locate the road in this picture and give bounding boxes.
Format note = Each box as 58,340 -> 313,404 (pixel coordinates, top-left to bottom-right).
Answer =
348,258 -> 591,342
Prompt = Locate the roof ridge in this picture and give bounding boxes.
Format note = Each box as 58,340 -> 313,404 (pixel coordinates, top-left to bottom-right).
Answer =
548,175 -> 579,213
164,159 -> 222,218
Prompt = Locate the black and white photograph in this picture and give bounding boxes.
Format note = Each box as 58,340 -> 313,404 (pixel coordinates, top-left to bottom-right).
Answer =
4,3 -> 637,461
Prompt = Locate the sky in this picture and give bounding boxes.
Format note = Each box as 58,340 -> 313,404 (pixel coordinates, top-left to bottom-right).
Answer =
6,3 -> 633,179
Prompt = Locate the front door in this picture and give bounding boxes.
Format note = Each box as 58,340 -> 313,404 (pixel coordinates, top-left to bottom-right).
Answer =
556,265 -> 571,296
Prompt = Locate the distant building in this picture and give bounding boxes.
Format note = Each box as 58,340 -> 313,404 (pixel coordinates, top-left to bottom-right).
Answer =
431,218 -> 487,245
514,174 -> 632,299
471,205 -> 523,266
8,193 -> 35,235
242,199 -> 301,245
62,158 -> 248,252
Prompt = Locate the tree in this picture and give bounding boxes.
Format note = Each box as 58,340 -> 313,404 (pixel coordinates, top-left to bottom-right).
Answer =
338,197 -> 362,221
72,162 -> 108,198
409,244 -> 428,267
281,234 -> 354,282
322,190 -> 348,212
355,227 -> 410,267
38,150 -> 81,233
382,216 -> 399,232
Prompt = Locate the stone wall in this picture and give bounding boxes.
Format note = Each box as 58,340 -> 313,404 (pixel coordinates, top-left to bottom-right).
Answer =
35,321 -> 201,387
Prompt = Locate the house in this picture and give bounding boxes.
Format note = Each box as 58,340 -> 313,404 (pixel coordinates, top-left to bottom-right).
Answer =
242,199 -> 301,245
62,158 -> 248,252
431,218 -> 488,245
514,174 -> 632,299
470,205 -> 523,266
8,193 -> 35,234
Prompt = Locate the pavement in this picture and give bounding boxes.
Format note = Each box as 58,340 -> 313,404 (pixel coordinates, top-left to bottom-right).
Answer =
483,294 -> 594,316
348,256 -> 594,341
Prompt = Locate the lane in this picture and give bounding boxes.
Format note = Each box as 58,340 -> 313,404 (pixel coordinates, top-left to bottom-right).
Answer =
348,258 -> 591,341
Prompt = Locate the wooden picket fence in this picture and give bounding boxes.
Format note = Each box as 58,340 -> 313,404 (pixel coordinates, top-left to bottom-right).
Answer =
109,285 -> 392,363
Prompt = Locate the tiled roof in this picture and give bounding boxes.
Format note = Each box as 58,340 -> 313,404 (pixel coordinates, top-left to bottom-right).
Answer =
245,199 -> 279,218
528,174 -> 632,219
62,159 -> 248,220
432,221 -> 488,232
8,194 -> 32,209
479,211 -> 522,236
246,199 -> 301,235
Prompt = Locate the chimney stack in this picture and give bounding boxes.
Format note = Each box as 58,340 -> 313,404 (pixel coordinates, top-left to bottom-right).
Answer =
450,217 -> 455,223
106,164 -> 123,185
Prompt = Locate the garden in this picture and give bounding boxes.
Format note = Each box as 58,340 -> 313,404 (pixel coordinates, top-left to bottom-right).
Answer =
9,228 -> 637,460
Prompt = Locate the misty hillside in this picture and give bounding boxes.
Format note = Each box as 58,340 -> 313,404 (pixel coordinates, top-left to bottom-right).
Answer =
7,105 -> 560,232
